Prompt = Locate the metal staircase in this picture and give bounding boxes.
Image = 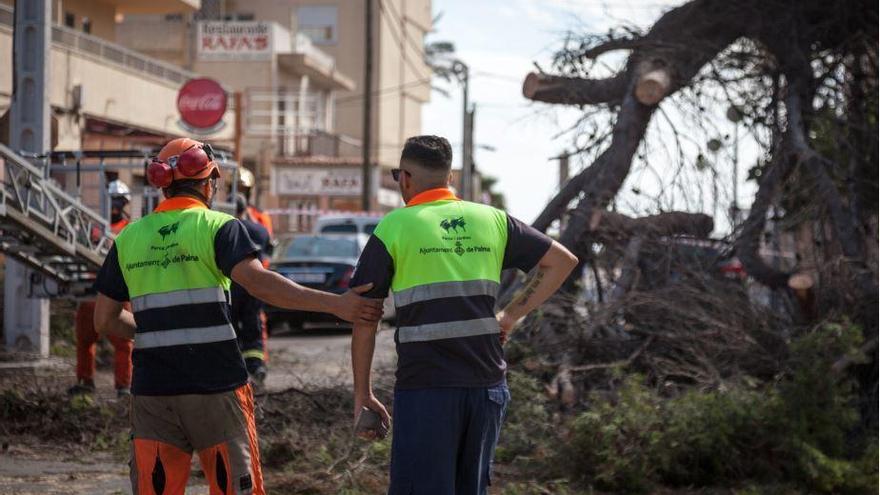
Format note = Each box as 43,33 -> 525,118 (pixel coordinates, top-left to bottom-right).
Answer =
0,143 -> 113,297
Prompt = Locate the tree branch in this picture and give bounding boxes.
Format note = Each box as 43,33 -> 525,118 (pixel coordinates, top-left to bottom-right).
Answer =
734,146 -> 795,289
522,72 -> 628,105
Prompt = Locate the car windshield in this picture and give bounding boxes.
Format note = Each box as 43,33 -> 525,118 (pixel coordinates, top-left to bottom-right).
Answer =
282,236 -> 359,258
364,223 -> 378,235
321,224 -> 358,234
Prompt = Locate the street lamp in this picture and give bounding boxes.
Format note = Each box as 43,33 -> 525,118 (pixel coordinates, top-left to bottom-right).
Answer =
425,42 -> 474,200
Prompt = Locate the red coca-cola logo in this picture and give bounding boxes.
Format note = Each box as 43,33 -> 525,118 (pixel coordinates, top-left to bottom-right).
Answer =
177,78 -> 227,129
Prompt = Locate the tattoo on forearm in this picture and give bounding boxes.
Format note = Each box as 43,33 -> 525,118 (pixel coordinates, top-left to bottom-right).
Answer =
516,270 -> 545,306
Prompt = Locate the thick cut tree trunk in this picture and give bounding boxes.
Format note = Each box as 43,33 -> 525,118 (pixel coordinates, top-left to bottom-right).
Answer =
593,211 -> 714,240
523,72 -> 627,106
634,66 -> 672,105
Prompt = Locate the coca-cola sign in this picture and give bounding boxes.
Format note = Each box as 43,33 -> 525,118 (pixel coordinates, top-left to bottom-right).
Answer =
177,78 -> 227,131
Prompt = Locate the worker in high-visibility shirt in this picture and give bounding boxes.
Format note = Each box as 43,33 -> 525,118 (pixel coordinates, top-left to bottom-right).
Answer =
93,137 -> 383,495
349,136 -> 578,494
69,180 -> 134,397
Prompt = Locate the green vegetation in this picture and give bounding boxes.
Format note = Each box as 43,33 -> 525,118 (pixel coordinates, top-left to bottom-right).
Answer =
499,323 -> 877,494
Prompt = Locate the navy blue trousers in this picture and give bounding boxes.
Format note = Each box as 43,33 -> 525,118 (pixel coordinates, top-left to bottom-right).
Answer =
231,285 -> 264,356
388,381 -> 510,495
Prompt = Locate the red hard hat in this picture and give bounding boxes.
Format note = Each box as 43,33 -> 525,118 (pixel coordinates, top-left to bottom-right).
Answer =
148,138 -> 220,188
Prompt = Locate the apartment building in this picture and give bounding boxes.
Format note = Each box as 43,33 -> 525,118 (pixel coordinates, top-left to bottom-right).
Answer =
0,0 -> 235,216
116,0 -> 432,231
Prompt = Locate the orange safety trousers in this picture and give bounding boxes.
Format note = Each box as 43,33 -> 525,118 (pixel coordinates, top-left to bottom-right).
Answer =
130,385 -> 265,495
75,301 -> 133,387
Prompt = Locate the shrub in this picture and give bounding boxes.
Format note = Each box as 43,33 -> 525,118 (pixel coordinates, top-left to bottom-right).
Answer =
566,374 -> 664,492
780,322 -> 864,456
496,370 -> 555,466
562,323 -> 877,493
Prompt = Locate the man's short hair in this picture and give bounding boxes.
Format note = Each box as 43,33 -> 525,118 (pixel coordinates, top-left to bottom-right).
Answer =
401,135 -> 453,171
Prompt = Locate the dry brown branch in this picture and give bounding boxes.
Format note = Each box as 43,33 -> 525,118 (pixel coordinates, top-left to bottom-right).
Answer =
569,336 -> 655,372
523,72 -> 627,105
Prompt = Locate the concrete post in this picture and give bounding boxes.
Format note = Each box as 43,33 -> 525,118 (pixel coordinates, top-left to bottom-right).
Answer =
5,0 -> 52,356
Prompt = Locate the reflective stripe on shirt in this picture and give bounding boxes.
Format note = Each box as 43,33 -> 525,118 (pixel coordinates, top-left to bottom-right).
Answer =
134,324 -> 236,349
393,279 -> 499,307
131,287 -> 227,312
397,317 -> 500,343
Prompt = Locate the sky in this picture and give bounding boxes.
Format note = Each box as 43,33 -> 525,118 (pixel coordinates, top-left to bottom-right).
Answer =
421,0 -> 758,233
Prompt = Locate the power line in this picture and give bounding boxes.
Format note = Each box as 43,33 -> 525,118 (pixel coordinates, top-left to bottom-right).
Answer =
472,71 -> 523,83
380,0 -> 433,75
377,0 -> 432,81
335,77 -> 432,106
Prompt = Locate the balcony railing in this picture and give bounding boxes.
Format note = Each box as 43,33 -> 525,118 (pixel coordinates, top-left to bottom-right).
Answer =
51,25 -> 197,85
245,89 -> 328,136
0,4 -> 196,86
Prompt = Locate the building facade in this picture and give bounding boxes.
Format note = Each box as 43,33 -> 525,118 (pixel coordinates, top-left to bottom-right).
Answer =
116,0 -> 433,232
0,0 -> 234,218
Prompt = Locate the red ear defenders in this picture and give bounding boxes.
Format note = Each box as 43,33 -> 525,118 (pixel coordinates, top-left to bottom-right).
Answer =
147,143 -> 216,188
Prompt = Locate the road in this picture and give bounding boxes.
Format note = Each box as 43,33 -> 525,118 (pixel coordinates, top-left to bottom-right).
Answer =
263,324 -> 396,391
0,325 -> 397,494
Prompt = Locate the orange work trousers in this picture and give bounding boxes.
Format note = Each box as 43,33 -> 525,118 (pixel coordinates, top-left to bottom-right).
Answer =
130,384 -> 264,495
75,300 -> 133,388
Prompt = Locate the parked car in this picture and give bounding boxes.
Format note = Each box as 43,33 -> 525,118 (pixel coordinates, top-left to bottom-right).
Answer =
265,233 -> 394,333
313,214 -> 383,236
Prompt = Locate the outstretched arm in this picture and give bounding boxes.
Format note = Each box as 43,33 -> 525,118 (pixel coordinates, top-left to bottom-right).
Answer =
498,240 -> 579,337
231,257 -> 383,324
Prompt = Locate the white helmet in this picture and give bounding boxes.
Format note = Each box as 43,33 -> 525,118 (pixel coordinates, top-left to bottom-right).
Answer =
237,167 -> 255,189
108,180 -> 131,201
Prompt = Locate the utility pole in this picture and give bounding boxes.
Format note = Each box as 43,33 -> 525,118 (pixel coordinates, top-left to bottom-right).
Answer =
361,0 -> 373,212
6,0 -> 52,356
233,92 -> 243,165
462,104 -> 475,200
726,105 -> 743,226
553,150 -> 571,231
454,61 -> 472,200
558,150 -> 570,189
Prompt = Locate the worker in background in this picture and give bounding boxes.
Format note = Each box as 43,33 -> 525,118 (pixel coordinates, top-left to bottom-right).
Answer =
236,166 -> 274,363
93,138 -> 383,495
232,194 -> 272,386
236,167 -> 274,237
68,180 -> 134,397
349,136 -> 578,494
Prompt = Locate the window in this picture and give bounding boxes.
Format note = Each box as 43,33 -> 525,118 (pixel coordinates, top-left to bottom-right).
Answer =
81,17 -> 91,34
297,6 -> 337,44
64,12 -> 75,28
277,98 -> 286,128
